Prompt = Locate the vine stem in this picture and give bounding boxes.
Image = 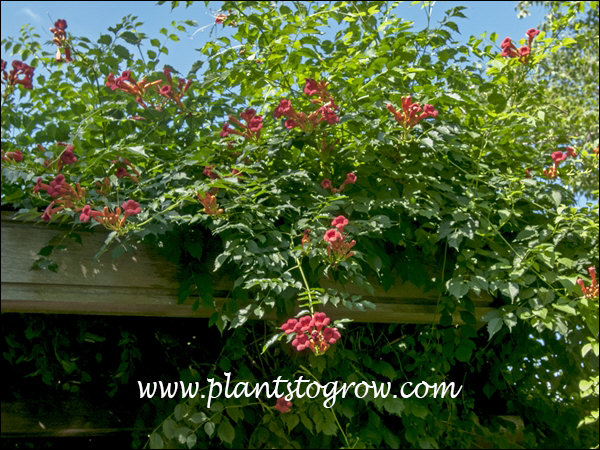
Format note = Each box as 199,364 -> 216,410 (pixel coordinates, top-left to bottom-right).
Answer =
330,406 -> 350,448
431,240 -> 448,345
299,365 -> 350,448
287,229 -> 316,315
135,197 -> 185,228
294,249 -> 314,315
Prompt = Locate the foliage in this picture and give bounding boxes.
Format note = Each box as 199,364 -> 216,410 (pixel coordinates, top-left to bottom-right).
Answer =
516,0 -> 599,197
1,1 -> 598,448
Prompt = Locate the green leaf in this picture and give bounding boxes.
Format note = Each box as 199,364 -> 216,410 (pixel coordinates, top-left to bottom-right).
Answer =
190,412 -> 207,424
553,300 -> 577,315
374,360 -> 397,380
299,413 -> 313,433
551,190 -> 562,207
440,313 -> 453,327
283,413 -> 300,433
163,418 -> 176,439
39,245 -> 54,257
410,403 -> 429,419
383,427 -> 401,448
204,421 -> 215,437
487,317 -> 503,339
176,427 -> 193,445
186,433 -> 197,448
247,240 -> 260,253
262,332 -> 284,354
503,313 -> 518,331
319,413 -> 338,435
113,44 -> 132,59
128,145 -> 148,157
149,433 -> 163,449
382,397 -> 404,416
459,311 -> 476,325
506,282 -> 520,302
214,253 -> 228,271
488,92 -> 506,112
421,137 -> 434,148
455,339 -> 475,362
498,209 -> 511,225
120,31 -> 140,44
217,419 -> 235,444
447,278 -> 469,299
98,34 -> 112,45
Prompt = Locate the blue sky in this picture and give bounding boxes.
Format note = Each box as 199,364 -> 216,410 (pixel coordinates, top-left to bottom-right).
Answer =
1,1 -> 549,75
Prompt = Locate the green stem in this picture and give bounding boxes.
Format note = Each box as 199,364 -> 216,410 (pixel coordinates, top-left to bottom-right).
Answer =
331,406 -> 350,448
299,364 -> 349,446
135,197 -> 185,228
474,132 -> 490,191
294,251 -> 314,315
433,241 -> 448,330
288,230 -> 315,315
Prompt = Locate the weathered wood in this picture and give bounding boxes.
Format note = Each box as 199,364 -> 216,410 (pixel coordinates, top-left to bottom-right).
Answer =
1,212 -> 494,323
1,399 -> 147,437
0,401 -> 521,443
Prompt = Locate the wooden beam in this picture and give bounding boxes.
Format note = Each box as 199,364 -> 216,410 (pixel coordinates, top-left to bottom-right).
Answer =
1,399 -> 148,437
1,212 -> 494,323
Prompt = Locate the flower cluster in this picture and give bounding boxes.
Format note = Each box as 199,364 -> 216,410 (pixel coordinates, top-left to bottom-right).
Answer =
324,215 -> 356,265
275,397 -> 293,413
79,200 -> 141,231
203,165 -> 219,180
565,146 -> 577,158
215,10 -> 234,25
1,59 -> 34,90
302,229 -> 311,247
34,174 -> 87,222
231,168 -> 243,180
38,142 -> 77,170
36,142 -> 78,171
35,174 -> 67,198
106,70 -> 162,108
1,149 -> 23,163
113,157 -> 140,183
387,96 -> 438,130
56,142 -> 78,170
197,191 -> 223,216
158,68 -> 192,112
578,267 -> 598,299
501,28 -> 539,64
321,172 -> 357,194
543,147 -> 577,179
281,312 -> 341,356
274,79 -> 340,132
304,78 -> 337,107
543,167 -> 558,179
50,19 -> 73,62
220,108 -> 264,142
95,177 -> 112,196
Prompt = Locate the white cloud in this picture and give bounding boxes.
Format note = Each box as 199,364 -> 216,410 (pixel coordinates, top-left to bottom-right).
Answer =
20,7 -> 42,23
